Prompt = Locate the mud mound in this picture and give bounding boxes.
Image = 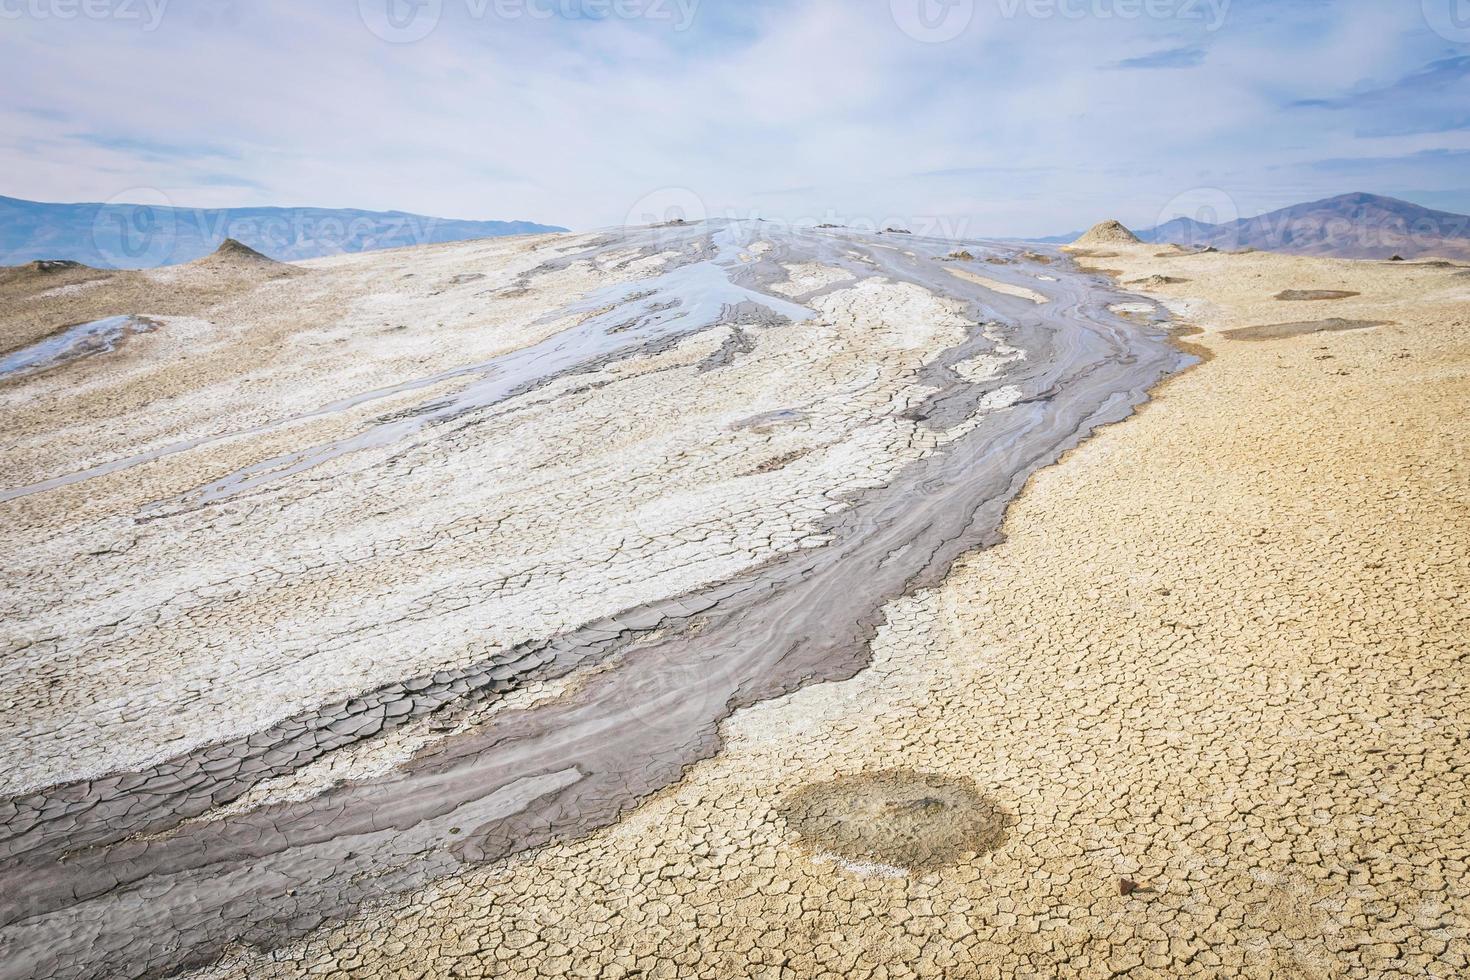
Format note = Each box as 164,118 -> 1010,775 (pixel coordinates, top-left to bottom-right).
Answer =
1402,260 -> 1467,270
1073,220 -> 1141,247
1275,289 -> 1360,302
1224,318 -> 1390,341
0,258 -> 99,285
1128,275 -> 1190,288
188,239 -> 300,277
0,260 -> 114,314
23,259 -> 88,274
781,770 -> 1012,872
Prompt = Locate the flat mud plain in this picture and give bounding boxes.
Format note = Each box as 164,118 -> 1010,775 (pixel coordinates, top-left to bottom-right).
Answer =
1,224 -> 1466,979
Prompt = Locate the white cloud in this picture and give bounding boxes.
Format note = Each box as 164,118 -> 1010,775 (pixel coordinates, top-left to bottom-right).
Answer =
1,0 -> 1465,235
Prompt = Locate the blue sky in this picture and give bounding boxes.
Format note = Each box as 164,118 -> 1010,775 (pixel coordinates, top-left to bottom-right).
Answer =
2,0 -> 1468,236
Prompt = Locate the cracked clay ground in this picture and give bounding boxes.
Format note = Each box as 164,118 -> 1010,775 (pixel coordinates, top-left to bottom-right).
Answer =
0,224 -> 1466,979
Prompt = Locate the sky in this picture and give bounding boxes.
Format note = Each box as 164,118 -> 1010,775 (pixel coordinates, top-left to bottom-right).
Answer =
3,0 -> 1469,237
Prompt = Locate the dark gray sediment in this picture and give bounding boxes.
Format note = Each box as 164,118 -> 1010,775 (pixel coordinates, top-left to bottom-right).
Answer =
1274,289 -> 1360,302
1224,317 -> 1390,340
0,223 -> 1193,980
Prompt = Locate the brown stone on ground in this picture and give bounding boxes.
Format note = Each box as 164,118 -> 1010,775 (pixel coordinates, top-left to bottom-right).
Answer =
780,770 -> 1012,872
1223,318 -> 1391,341
1274,289 -> 1360,301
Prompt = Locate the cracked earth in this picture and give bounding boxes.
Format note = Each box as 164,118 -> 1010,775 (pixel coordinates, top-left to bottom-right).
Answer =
0,225 -> 1465,979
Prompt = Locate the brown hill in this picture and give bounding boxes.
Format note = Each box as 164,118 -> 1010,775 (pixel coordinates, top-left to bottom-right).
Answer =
1144,193 -> 1470,261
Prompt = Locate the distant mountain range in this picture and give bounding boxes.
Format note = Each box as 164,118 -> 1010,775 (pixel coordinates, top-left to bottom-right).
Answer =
1039,193 -> 1470,261
0,195 -> 567,269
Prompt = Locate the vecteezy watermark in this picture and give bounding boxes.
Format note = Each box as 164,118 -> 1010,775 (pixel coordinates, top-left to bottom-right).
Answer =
1150,184 -> 1470,256
995,0 -> 1230,31
624,186 -> 708,231
91,188 -> 178,268
890,0 -> 975,43
357,0 -> 441,43
358,0 -> 699,43
621,189 -> 975,244
88,187 -> 456,268
0,0 -> 169,30
1422,0 -> 1470,43
1153,186 -> 1241,249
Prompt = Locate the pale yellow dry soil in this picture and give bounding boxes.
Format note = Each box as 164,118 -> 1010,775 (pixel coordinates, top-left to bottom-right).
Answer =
186,247 -> 1470,978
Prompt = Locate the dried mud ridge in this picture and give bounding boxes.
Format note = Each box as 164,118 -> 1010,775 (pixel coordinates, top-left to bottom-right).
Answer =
0,223 -> 1189,980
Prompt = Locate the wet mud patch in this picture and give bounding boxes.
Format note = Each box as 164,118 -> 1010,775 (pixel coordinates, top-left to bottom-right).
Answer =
0,314 -> 160,381
780,770 -> 1012,873
1274,289 -> 1360,302
1224,318 -> 1391,342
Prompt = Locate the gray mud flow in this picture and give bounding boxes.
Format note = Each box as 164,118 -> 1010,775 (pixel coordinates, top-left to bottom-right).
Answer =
0,223 -> 1192,980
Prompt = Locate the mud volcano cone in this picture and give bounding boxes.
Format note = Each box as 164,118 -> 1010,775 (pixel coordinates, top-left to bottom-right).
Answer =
189,238 -> 300,278
1073,220 -> 1141,247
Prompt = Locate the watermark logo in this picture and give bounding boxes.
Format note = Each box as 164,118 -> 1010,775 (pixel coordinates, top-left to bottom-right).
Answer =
618,642 -> 735,742
359,0 -> 700,42
1423,0 -> 1470,43
891,0 -> 975,42
0,0 -> 170,30
994,0 -> 1230,31
620,191 -> 977,245
358,0 -> 442,43
83,191 -> 459,268
1153,187 -> 1240,248
90,187 -> 178,269
625,186 -> 707,227
1152,185 -> 1469,255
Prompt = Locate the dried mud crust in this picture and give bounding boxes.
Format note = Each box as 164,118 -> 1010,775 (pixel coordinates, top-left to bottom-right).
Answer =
780,770 -> 1013,872
189,245 -> 1468,980
1,225 -> 1192,979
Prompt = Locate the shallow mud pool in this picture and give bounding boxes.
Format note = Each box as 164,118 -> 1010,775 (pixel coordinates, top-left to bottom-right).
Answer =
0,314 -> 157,381
0,221 -> 1191,980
